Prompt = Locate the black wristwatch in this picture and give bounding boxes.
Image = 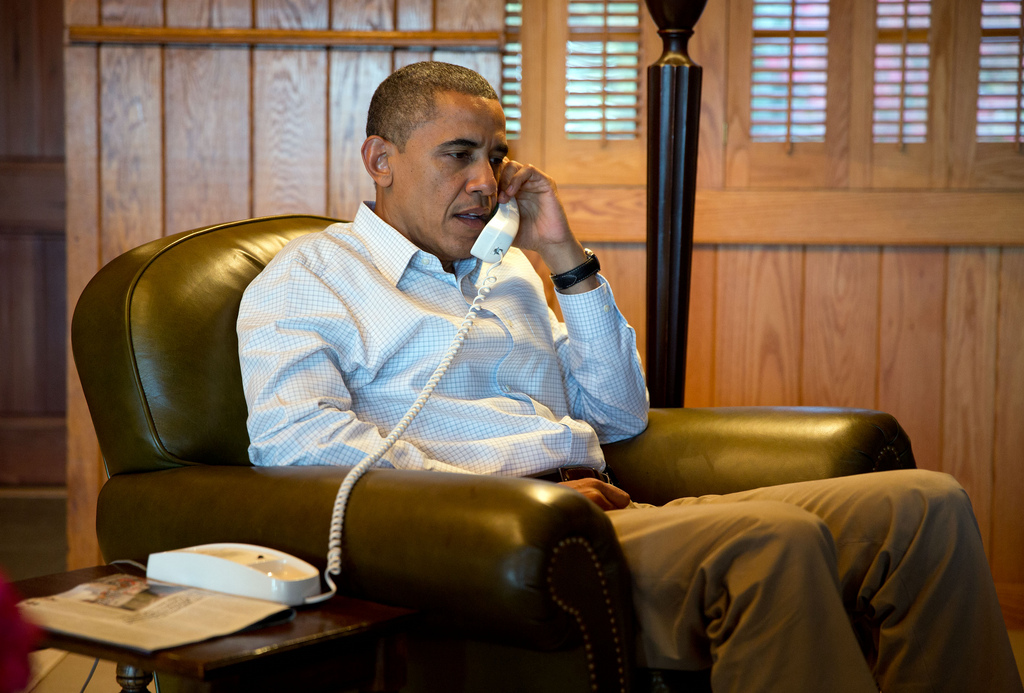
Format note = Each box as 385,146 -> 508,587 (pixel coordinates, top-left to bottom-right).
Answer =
550,248 -> 600,291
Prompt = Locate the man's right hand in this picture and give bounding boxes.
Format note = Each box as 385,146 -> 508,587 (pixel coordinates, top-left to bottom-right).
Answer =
559,478 -> 631,511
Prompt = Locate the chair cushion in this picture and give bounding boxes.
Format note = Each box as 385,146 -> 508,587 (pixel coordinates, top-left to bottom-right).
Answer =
72,215 -> 340,475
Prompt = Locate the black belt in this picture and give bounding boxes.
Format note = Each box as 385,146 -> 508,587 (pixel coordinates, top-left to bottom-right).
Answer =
535,467 -> 612,484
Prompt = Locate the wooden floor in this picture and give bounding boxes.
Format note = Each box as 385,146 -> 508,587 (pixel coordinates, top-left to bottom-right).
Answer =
3,492 -> 1023,691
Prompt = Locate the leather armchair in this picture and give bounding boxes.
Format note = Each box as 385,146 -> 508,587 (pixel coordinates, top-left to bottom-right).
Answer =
72,214 -> 915,693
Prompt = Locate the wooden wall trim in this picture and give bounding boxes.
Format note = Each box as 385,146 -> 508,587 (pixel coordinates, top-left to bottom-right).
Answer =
67,26 -> 502,49
560,188 -> 1024,246
0,161 -> 66,230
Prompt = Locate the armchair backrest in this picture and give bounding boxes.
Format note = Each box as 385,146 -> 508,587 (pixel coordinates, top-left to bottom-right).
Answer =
72,215 -> 340,477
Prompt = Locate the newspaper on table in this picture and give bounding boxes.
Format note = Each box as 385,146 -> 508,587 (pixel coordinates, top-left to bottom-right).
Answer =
18,573 -> 294,652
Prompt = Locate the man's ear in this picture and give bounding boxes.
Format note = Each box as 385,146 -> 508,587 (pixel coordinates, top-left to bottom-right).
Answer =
361,136 -> 394,188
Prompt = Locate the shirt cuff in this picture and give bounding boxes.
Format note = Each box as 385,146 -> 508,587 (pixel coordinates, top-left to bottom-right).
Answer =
555,275 -> 625,342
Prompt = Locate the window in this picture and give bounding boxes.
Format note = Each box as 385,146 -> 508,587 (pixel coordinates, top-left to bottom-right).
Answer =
976,0 -> 1023,144
564,0 -> 642,140
873,0 -> 932,144
749,0 -> 830,144
503,2 -> 523,139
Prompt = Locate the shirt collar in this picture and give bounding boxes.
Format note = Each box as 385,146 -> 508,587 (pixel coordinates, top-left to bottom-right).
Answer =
351,202 -> 481,286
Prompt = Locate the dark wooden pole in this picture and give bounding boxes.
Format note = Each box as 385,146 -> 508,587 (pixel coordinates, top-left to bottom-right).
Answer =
644,0 -> 707,408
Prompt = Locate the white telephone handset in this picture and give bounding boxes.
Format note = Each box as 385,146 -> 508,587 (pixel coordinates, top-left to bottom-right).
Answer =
471,197 -> 519,262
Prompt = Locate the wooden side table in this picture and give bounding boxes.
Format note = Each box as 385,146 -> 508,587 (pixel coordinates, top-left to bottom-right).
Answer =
15,565 -> 418,693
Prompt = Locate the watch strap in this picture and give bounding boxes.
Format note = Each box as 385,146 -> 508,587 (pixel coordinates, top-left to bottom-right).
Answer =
550,249 -> 600,291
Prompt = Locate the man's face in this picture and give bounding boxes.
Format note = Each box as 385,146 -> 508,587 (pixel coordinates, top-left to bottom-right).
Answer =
375,91 -> 508,268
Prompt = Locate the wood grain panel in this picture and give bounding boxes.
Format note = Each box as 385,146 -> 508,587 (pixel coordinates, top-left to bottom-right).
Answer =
802,247 -> 880,408
693,191 -> 1024,247
66,0 -> 100,27
968,145 -> 1024,189
684,245 -> 716,407
560,186 -> 645,243
877,249 -> 945,472
562,188 -> 1024,246
0,0 -> 65,157
434,0 -> 502,86
0,161 -> 66,230
329,51 -> 390,220
393,0 -> 430,69
253,49 -> 328,216
100,45 -> 163,259
995,583 -> 1024,630
714,246 -> 804,406
332,0 -> 394,30
689,0 -> 727,190
0,417 -> 66,486
256,0 -> 328,29
101,0 -> 163,26
942,247 -> 1000,552
847,0 -> 876,188
65,42 -> 104,569
992,249 -> 1024,584
166,0 -> 252,28
165,46 -> 251,232
871,145 -> 935,189
723,0 -> 752,188
824,0 -> 851,188
0,237 -> 43,412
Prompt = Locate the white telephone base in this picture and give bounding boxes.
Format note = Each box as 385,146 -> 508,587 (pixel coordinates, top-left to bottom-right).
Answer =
146,543 -> 321,606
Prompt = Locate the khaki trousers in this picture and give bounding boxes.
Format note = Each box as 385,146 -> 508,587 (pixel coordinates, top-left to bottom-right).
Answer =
608,469 -> 1023,693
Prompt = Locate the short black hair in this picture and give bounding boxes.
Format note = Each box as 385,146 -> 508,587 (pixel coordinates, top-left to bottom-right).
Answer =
366,61 -> 499,150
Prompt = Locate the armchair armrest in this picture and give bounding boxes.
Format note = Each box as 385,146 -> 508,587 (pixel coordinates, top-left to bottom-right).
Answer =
97,466 -> 632,652
602,407 -> 915,505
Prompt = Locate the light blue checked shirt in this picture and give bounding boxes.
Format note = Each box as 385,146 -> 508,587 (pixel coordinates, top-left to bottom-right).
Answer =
237,203 -> 649,477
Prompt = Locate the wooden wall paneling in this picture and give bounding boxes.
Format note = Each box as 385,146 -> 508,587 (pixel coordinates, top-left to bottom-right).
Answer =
164,46 -> 252,232
0,233 -> 67,413
512,0 -> 549,167
684,245 -> 716,408
101,0 -> 163,27
877,248 -> 945,472
948,0 -> 981,188
0,417 -> 66,486
926,0 -> 955,188
166,0 -> 253,28
0,236 -> 43,412
0,0 -> 63,157
393,0 -> 430,70
689,0 -> 727,190
942,247 -> 1000,553
328,0 -> 394,219
714,246 -> 804,406
969,146 -> 1024,189
252,49 -> 328,216
992,248 -> 1024,587
801,246 -> 880,408
433,0 -> 503,94
329,50 -> 390,219
65,37 -> 104,568
100,45 -> 164,259
723,0 -> 751,187
66,0 -> 99,25
256,0 -> 328,30
824,0 -> 852,188
253,0 -> 328,217
0,161 -> 66,229
847,0 -> 876,188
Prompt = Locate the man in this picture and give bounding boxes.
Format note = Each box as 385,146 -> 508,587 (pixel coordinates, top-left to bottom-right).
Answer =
238,62 -> 1023,692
